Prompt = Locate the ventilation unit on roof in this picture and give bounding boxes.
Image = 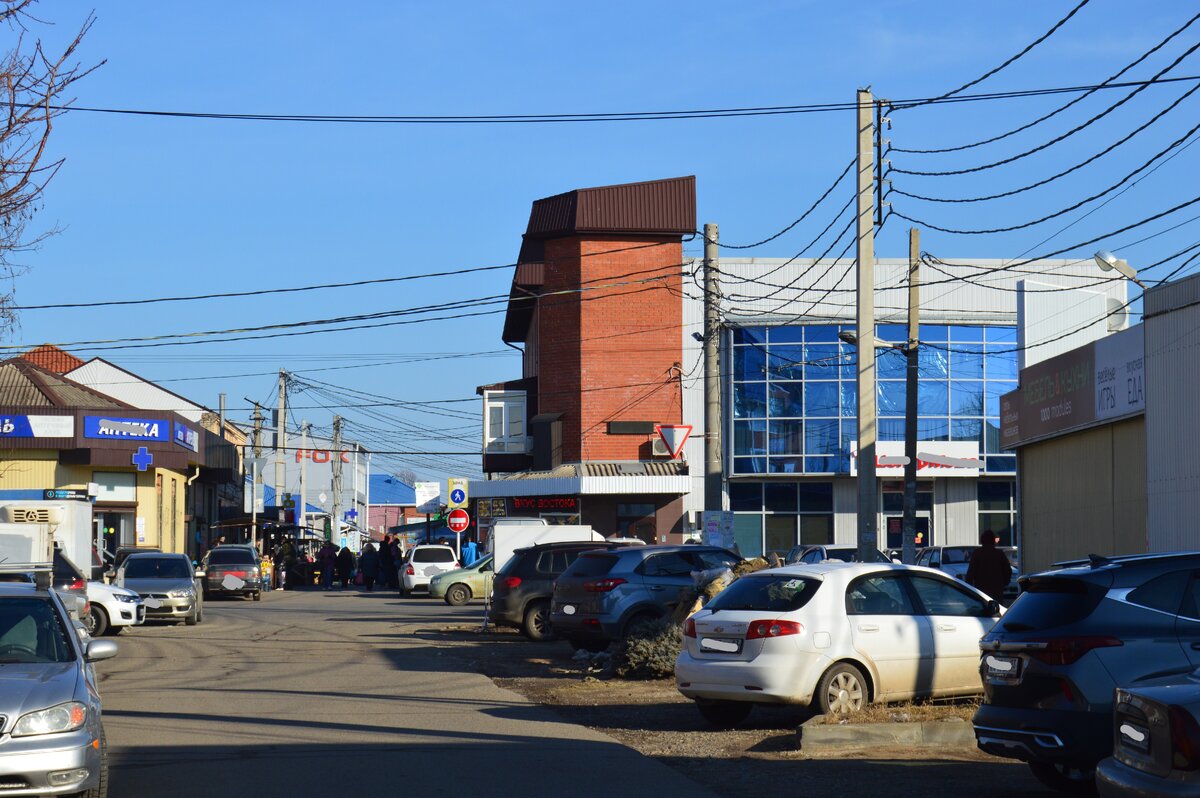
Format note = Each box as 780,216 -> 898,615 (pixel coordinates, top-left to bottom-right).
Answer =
1,507 -> 62,525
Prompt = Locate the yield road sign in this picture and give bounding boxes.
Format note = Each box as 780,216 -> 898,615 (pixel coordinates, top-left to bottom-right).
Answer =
654,424 -> 693,459
447,508 -> 470,533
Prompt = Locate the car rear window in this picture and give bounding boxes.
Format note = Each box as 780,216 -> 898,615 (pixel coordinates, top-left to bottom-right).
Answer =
208,549 -> 256,565
413,548 -> 455,563
562,553 -> 618,578
124,557 -> 191,580
706,574 -> 821,613
995,576 -> 1107,632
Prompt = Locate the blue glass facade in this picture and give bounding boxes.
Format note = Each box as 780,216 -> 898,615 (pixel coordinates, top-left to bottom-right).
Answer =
731,324 -> 1018,475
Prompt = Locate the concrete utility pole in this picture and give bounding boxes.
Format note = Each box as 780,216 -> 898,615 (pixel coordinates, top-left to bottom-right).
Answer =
275,370 -> 288,524
855,89 -> 879,564
902,227 -> 921,565
703,222 -> 723,513
251,403 -> 264,549
331,416 -> 343,544
299,421 -> 310,535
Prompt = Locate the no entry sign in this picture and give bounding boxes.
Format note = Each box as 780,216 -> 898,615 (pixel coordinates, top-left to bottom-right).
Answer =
447,508 -> 470,533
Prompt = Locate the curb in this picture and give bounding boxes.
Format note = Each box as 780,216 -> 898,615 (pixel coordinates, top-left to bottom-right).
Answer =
798,716 -> 975,752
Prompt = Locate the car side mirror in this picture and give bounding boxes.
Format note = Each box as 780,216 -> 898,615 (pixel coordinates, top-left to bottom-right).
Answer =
86,639 -> 119,662
985,599 -> 1001,617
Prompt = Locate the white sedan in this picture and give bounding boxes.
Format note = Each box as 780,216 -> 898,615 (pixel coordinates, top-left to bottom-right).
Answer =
85,580 -> 145,636
675,561 -> 1003,727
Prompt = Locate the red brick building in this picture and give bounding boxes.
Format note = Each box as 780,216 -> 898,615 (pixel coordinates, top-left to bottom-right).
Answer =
471,177 -> 697,543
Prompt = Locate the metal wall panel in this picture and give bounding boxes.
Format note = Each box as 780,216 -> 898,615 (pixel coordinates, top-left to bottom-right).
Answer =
833,477 -> 858,544
938,478 -> 978,546
1145,287 -> 1200,551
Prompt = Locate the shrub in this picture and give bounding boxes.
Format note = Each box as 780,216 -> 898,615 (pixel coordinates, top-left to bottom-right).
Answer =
613,617 -> 683,679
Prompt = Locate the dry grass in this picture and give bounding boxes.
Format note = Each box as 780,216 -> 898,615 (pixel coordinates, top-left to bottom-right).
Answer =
817,698 -> 980,724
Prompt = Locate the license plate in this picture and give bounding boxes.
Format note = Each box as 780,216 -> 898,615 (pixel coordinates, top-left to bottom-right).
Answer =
984,653 -> 1021,679
1119,721 -> 1150,753
700,637 -> 743,654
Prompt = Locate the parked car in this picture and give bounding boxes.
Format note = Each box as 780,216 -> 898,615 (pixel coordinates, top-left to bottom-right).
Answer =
0,578 -> 118,796
84,581 -> 144,636
784,544 -> 892,565
551,544 -> 741,651
116,552 -> 203,626
490,542 -> 623,641
973,551 -> 1200,793
916,545 -> 1020,603
676,561 -> 1002,728
200,545 -> 263,601
50,547 -> 90,623
400,545 -> 459,596
1095,671 -> 1200,797
108,546 -> 161,577
430,555 -> 493,606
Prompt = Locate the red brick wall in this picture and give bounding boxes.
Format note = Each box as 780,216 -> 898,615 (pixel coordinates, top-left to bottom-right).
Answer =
535,235 -> 683,463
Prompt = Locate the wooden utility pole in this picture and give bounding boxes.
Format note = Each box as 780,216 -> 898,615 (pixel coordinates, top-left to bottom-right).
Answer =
855,89 -> 879,563
902,227 -> 920,565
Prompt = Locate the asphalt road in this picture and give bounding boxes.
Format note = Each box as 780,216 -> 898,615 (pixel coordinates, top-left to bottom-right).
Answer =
97,588 -> 719,798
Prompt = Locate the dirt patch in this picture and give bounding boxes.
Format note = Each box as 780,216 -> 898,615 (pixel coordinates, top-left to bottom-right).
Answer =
813,698 -> 980,724
432,621 -> 1010,781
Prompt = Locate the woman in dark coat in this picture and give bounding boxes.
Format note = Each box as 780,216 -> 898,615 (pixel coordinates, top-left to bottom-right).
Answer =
335,546 -> 355,588
378,534 -> 395,589
358,543 -> 379,592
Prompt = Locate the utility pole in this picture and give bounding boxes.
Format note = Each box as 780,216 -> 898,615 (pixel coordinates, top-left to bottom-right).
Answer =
298,421 -> 310,535
251,403 -> 264,550
331,415 -> 343,544
855,88 -> 879,564
703,222 -> 722,514
902,227 -> 921,565
275,369 -> 288,524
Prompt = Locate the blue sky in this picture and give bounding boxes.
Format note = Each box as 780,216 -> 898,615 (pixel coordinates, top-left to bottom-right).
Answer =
6,1 -> 1197,482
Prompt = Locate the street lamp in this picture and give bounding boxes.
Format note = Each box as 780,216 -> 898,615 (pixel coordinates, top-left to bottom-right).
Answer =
1094,250 -> 1148,289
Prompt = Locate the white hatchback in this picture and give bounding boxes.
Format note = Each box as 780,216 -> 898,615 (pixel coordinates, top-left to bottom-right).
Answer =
676,562 -> 1003,727
400,545 -> 460,596
85,580 -> 145,636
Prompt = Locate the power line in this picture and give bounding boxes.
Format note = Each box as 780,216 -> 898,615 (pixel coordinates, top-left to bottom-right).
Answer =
895,0 -> 1093,110
890,39 -> 1200,177
893,9 -> 1200,155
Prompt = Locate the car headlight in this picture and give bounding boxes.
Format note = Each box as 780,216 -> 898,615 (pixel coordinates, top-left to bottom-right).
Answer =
168,589 -> 194,599
114,593 -> 140,604
13,702 -> 87,737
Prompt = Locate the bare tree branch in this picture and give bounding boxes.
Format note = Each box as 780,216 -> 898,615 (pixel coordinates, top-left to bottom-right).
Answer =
0,2 -> 100,339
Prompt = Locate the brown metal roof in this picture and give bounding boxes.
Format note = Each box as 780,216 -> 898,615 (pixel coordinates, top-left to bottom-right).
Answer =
0,358 -> 130,409
523,175 -> 696,241
20,344 -> 85,375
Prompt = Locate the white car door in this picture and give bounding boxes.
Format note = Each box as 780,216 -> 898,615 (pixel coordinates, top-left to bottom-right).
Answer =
906,573 -> 996,695
844,573 -> 934,701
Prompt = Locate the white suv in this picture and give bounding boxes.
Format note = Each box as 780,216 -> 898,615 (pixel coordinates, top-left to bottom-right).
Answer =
400,545 -> 459,596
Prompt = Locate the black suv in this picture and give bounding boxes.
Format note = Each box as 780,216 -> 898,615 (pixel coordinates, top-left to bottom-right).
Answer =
974,552 -> 1200,793
489,541 -> 619,641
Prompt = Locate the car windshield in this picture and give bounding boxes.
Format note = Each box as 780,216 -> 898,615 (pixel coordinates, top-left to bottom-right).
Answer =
706,574 -> 822,613
0,597 -> 73,663
124,558 -> 191,580
208,549 -> 256,565
943,547 -> 975,564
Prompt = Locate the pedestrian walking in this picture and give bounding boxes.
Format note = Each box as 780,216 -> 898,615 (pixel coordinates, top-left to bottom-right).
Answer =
359,542 -> 379,592
378,534 -> 395,589
966,529 -> 1012,602
317,541 -> 338,590
336,546 -> 355,588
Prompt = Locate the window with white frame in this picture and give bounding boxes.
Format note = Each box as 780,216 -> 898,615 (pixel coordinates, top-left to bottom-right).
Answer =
483,391 -> 528,453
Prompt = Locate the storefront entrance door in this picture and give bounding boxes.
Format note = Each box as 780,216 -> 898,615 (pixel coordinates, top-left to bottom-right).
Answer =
885,515 -> 931,551
96,511 -> 135,561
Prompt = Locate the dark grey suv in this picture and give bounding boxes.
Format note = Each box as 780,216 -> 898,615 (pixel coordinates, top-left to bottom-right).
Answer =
551,545 -> 740,651
489,541 -> 619,641
974,552 -> 1200,793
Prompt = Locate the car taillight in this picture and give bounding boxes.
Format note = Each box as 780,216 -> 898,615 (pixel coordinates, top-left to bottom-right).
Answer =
68,578 -> 85,591
584,578 -> 627,593
405,565 -> 414,576
503,576 -> 522,589
684,618 -> 697,638
1171,705 -> 1200,770
1026,636 -> 1123,666
745,620 -> 803,640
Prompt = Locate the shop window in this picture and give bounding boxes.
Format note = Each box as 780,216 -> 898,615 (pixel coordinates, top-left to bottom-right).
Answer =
878,382 -> 906,416
805,420 -> 839,455
729,483 -> 762,512
798,483 -> 833,512
877,347 -> 906,380
768,420 -> 803,455
734,346 -> 766,381
617,503 -> 656,543
950,381 -> 985,416
767,325 -> 804,344
950,349 -> 985,379
919,325 -> 949,342
733,514 -> 763,558
767,382 -> 802,417
978,481 -> 1015,546
769,345 -> 805,379
733,327 -> 767,346
94,472 -> 136,503
804,382 -> 839,417
949,326 -> 986,343
804,345 -> 841,379
985,326 -> 1017,344
800,514 -> 833,545
764,483 -> 797,512
767,457 -> 803,474
917,417 -> 950,441
917,380 -> 948,414
733,382 -> 767,418
765,516 -> 796,558
918,347 -> 949,379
